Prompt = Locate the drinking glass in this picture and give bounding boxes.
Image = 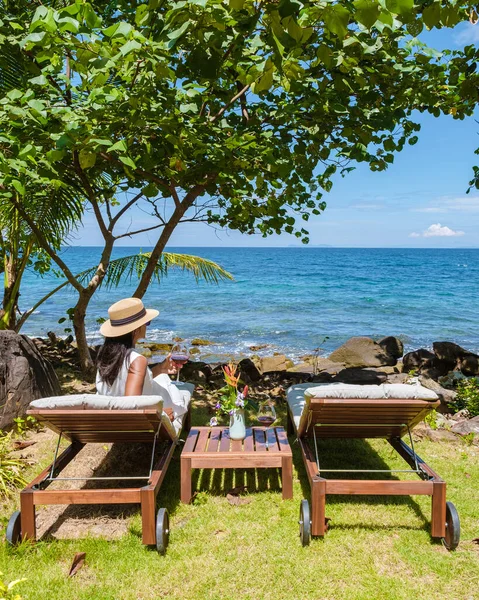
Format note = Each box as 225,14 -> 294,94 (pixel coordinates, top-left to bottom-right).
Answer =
170,343 -> 189,381
257,401 -> 277,448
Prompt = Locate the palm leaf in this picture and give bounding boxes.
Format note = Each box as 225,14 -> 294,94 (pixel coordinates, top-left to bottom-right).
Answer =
77,252 -> 234,289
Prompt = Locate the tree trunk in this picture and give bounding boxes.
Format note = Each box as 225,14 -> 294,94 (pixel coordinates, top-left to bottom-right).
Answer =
133,187 -> 206,298
1,255 -> 18,330
73,291 -> 95,379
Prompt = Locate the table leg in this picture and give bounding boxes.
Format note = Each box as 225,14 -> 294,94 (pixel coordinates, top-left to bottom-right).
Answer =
181,457 -> 192,504
281,455 -> 293,500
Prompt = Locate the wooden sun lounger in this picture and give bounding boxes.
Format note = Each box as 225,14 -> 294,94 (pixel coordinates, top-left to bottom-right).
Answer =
6,406 -> 191,554
287,396 -> 460,550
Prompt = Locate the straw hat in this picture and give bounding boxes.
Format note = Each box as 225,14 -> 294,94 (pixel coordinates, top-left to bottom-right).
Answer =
99,298 -> 159,337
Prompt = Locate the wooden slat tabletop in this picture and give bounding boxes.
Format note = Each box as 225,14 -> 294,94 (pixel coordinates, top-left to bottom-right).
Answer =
182,427 -> 291,457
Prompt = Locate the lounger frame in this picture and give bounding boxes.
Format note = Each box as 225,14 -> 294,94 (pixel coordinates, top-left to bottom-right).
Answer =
17,407 -> 191,546
287,397 -> 448,539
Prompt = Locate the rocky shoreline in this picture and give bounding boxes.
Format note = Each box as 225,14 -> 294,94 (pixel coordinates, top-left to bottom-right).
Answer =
0,331 -> 478,443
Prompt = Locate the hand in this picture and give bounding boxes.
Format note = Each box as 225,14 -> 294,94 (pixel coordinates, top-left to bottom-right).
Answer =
164,407 -> 174,422
151,354 -> 183,377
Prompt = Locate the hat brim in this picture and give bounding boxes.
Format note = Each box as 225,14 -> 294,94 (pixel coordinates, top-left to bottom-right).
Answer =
99,308 -> 159,338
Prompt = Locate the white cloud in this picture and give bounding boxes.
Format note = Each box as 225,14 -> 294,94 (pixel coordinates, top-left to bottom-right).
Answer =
409,223 -> 465,238
350,203 -> 384,210
411,196 -> 479,214
454,23 -> 479,45
413,207 -> 448,213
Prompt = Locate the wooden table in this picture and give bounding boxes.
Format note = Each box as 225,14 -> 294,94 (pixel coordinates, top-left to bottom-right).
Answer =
180,426 -> 293,503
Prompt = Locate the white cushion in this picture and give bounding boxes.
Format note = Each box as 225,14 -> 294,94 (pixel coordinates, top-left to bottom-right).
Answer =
29,394 -> 164,410
304,383 -> 438,401
287,383 -> 438,431
30,380 -> 196,437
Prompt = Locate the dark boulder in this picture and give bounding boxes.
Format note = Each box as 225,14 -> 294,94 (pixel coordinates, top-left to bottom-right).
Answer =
402,349 -> 435,373
433,341 -> 469,364
332,368 -> 387,385
238,358 -> 262,384
0,330 -> 60,429
378,336 -> 404,359
178,360 -> 212,384
458,353 -> 479,376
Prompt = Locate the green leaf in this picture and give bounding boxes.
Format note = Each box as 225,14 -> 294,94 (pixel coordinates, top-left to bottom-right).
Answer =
108,140 -> 128,153
142,183 -> 158,198
323,5 -> 350,39
18,144 -> 36,158
103,22 -> 133,38
119,39 -> 142,56
29,74 -> 48,86
57,17 -> 79,33
385,0 -> 414,16
253,59 -> 275,93
354,0 -> 380,29
84,4 -> 102,28
79,149 -> 97,169
167,21 -> 190,48
229,0 -> 245,9
179,103 -> 197,113
119,155 -> 136,168
135,5 -> 150,26
11,179 -> 25,195
6,89 -> 23,101
408,135 -> 418,145
422,3 -> 440,29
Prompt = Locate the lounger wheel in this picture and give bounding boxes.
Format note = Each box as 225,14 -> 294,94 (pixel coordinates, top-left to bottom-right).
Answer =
156,508 -> 170,555
442,501 -> 460,551
299,500 -> 311,547
6,511 -> 22,546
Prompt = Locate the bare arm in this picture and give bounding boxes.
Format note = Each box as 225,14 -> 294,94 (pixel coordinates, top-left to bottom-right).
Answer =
125,355 -> 148,396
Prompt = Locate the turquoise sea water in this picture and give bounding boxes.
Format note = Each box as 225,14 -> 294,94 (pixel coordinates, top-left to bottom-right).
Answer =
19,247 -> 479,360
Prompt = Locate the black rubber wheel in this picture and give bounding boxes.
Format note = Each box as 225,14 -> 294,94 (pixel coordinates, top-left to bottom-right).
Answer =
442,501 -> 460,551
299,499 -> 311,547
6,511 -> 21,546
156,508 -> 170,555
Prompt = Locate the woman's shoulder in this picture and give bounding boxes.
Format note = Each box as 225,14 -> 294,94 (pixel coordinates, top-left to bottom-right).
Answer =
128,351 -> 148,369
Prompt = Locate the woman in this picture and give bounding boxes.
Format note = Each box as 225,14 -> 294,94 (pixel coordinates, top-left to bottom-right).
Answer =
96,297 -> 188,424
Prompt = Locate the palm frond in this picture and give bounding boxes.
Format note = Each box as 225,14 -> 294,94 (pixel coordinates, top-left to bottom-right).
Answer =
76,252 -> 234,289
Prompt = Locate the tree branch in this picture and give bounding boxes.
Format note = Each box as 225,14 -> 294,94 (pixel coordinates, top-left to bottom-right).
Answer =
110,191 -> 144,228
211,85 -> 250,123
114,223 -> 164,240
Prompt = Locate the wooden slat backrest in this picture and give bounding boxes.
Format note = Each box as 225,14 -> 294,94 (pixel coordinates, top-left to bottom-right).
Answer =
27,409 -> 174,443
297,398 -> 439,438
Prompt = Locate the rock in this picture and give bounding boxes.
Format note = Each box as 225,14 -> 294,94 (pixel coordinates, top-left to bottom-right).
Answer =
0,331 -> 61,429
458,353 -> 479,376
419,376 -> 457,409
310,372 -> 334,383
433,341 -> 479,376
191,338 -> 213,346
142,342 -> 173,353
378,336 -> 404,359
47,331 -> 58,345
402,349 -> 435,373
314,358 -> 346,373
238,358 -> 262,383
177,361 -> 212,384
450,416 -> 479,436
329,337 -> 396,368
173,336 -> 184,342
332,368 -> 388,385
368,366 -> 399,375
386,373 -> 410,384
287,362 -> 315,374
433,341 -> 469,364
260,355 -> 294,373
249,344 -> 269,352
189,347 -> 201,356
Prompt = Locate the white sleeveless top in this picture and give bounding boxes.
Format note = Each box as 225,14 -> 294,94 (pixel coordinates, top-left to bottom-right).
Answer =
96,351 -> 188,420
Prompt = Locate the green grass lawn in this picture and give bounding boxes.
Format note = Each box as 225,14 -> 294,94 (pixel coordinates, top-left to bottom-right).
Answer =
1,403 -> 478,600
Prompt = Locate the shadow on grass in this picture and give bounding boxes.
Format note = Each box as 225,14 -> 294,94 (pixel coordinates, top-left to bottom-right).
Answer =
290,435 -> 432,533
40,439 -> 184,542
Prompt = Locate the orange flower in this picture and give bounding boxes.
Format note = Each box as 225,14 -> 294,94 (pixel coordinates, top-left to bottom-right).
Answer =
243,385 -> 249,398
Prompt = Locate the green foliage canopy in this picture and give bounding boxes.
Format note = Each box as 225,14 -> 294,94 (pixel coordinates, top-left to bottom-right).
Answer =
0,0 -> 476,244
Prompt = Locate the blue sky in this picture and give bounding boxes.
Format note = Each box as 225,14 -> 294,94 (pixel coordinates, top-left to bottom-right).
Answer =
75,20 -> 479,248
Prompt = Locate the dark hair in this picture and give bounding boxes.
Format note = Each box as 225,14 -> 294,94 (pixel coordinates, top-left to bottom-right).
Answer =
96,332 -> 134,387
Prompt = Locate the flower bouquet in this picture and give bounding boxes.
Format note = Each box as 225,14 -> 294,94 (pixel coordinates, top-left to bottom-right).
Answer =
210,362 -> 252,440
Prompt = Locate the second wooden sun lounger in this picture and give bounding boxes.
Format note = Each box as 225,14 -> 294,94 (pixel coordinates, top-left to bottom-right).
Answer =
5,385 -> 194,554
286,382 -> 460,550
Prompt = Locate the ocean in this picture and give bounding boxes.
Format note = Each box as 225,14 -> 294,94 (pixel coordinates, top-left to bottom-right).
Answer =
19,247 -> 479,361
